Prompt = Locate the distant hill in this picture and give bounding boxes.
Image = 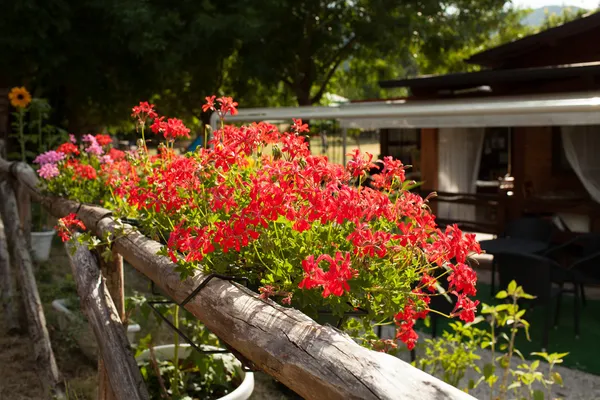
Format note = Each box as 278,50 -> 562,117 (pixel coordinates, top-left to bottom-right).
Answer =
521,5 -> 586,26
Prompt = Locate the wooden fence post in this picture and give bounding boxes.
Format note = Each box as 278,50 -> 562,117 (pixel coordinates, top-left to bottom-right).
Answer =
16,182 -> 32,249
0,179 -> 64,398
0,211 -> 19,333
98,249 -> 125,400
65,238 -> 149,400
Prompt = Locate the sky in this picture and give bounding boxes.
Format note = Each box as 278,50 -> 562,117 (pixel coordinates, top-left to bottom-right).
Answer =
512,0 -> 598,8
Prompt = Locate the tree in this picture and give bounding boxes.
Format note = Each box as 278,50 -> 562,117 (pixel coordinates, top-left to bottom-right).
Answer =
230,0 -> 515,106
0,0 -> 241,131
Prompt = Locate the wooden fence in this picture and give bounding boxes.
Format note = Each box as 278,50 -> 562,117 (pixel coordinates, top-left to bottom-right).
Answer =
0,157 -> 475,400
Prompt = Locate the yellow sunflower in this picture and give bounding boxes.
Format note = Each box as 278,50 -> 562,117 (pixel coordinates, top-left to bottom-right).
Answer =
8,87 -> 32,109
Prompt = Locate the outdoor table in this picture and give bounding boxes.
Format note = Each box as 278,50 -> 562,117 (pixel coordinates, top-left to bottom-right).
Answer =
479,238 -> 549,255
480,238 -> 549,296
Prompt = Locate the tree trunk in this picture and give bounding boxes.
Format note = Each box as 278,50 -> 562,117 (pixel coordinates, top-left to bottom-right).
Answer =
65,237 -> 149,400
0,179 -> 64,398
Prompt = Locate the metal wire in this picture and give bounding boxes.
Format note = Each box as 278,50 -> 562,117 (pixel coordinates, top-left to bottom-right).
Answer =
146,273 -> 255,372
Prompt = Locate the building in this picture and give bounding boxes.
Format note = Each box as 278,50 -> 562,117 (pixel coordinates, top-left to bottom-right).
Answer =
375,11 -> 600,235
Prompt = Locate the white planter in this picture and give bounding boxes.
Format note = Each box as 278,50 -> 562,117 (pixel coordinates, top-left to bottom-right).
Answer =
51,298 -> 141,360
136,344 -> 254,400
31,230 -> 55,262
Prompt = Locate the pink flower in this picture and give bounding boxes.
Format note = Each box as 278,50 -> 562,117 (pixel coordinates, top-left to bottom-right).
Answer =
82,134 -> 103,156
69,134 -> 76,144
100,155 -> 113,164
38,163 -> 60,180
34,150 -> 65,166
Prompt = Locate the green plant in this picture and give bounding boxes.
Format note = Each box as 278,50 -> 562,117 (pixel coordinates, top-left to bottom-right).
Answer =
45,98 -> 483,354
415,281 -> 567,400
128,296 -> 241,399
7,87 -> 68,231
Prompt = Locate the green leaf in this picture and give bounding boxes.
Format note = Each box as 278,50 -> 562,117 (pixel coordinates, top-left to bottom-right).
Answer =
552,372 -> 563,386
530,360 -> 540,370
514,348 -> 525,361
483,363 -> 495,379
520,293 -> 536,300
508,280 -> 517,294
495,290 -> 508,299
533,389 -> 545,400
507,381 -> 521,390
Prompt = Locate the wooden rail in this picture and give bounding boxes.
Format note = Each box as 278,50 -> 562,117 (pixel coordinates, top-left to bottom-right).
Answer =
65,237 -> 149,400
0,158 -> 476,400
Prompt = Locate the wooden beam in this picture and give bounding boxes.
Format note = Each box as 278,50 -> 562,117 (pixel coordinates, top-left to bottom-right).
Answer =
98,249 -> 125,400
16,182 -> 32,248
0,209 -> 19,333
3,158 -> 475,400
0,179 -> 64,398
65,237 -> 149,400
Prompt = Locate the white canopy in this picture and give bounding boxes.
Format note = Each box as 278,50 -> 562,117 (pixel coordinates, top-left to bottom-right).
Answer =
211,91 -> 600,131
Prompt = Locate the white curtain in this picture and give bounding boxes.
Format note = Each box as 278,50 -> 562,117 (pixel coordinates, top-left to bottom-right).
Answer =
437,128 -> 486,221
561,125 -> 600,204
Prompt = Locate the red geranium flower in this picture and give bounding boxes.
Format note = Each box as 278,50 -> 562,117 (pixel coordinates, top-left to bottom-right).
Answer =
55,213 -> 86,242
95,134 -> 112,146
57,142 -> 80,156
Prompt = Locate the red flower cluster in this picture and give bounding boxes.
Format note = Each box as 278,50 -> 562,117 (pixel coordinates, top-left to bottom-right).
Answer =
57,142 -> 79,156
72,162 -> 97,180
99,96 -> 483,350
55,213 -> 86,242
202,96 -> 238,118
132,101 -> 158,122
298,252 -> 358,297
95,134 -> 112,146
150,117 -> 190,141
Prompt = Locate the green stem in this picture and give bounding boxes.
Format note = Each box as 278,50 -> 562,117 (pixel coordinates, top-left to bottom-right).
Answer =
500,297 -> 519,398
18,109 -> 25,162
141,123 -> 147,153
490,315 -> 496,400
172,305 -> 180,396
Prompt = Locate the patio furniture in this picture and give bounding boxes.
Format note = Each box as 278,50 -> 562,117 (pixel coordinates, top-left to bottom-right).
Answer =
495,252 -> 580,350
485,217 -> 555,295
544,233 -> 600,307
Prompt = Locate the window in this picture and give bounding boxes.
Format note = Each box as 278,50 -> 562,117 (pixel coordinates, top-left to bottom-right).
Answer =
477,127 -> 510,181
552,127 -> 573,173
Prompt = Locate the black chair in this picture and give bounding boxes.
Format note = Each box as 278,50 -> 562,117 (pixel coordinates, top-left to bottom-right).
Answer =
495,252 -> 580,350
545,233 -> 600,307
490,217 -> 556,295
503,217 -> 556,242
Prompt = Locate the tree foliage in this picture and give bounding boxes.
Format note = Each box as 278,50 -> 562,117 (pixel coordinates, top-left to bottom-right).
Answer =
0,0 -> 240,130
230,0 -> 513,105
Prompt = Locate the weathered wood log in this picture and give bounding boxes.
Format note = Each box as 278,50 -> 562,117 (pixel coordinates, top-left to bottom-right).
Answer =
0,212 -> 19,333
16,182 -> 32,248
98,249 -> 125,400
65,237 -> 149,400
0,179 -> 64,398
4,159 -> 476,400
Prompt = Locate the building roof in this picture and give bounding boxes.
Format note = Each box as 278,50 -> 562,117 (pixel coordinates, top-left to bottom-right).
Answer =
467,11 -> 600,68
378,62 -> 600,92
214,91 -> 600,131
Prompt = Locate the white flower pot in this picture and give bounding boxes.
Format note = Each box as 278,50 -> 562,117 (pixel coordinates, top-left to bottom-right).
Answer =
51,298 -> 141,360
136,344 -> 255,400
31,230 -> 56,262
